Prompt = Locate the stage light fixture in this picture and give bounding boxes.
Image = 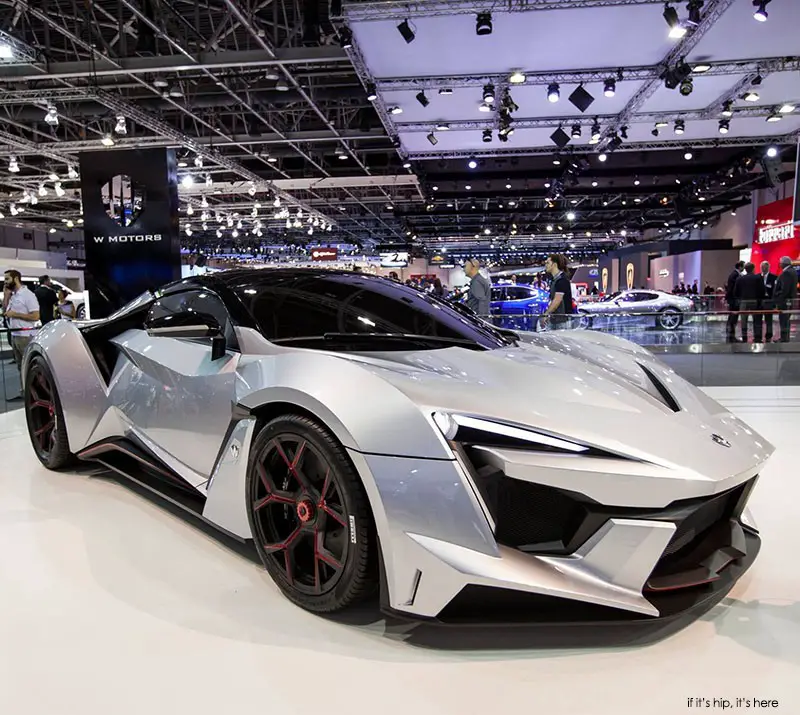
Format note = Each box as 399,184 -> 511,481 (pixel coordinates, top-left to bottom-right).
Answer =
779,103 -> 796,113
483,84 -> 495,104
402,161 -> 412,169
468,158 -> 478,169
753,0 -> 769,21
338,26 -> 353,48
101,134 -> 115,146
366,84 -> 377,101
181,174 -> 194,188
44,106 -> 58,126
674,119 -> 685,134
438,88 -> 453,96
766,110 -> 782,122
426,132 -> 438,145
687,0 -> 703,25
693,63 -> 711,73
114,115 -> 127,135
0,43 -> 13,59
205,173 -> 213,187
721,100 -> 733,117
766,146 -> 778,158
663,4 -> 687,37
416,91 -> 430,107
679,77 -> 693,96
567,211 -> 576,221
684,149 -> 693,160
67,165 -> 78,179
389,106 -> 403,115
603,78 -> 616,97
718,119 -> 730,134
8,156 -> 19,173
598,153 -> 607,162
509,71 -> 526,84
744,90 -> 759,102
547,83 -> 560,103
590,120 -> 601,144
571,124 -> 581,139
482,129 -> 492,143
478,102 -> 492,113
476,12 -> 492,35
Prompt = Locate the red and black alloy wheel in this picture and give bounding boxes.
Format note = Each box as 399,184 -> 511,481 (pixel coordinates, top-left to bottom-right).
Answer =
24,356 -> 73,469
247,415 -> 376,613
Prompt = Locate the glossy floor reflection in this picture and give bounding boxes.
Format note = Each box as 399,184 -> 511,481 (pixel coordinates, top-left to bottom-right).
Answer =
0,388 -> 798,714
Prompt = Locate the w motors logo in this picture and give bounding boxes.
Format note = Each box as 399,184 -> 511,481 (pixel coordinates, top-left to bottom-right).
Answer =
102,174 -> 146,227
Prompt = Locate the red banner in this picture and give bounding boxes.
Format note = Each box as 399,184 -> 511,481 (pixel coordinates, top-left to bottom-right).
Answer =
751,197 -> 800,271
310,247 -> 338,261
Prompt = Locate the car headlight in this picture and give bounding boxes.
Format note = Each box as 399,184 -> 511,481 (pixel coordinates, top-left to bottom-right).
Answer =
433,412 -> 589,453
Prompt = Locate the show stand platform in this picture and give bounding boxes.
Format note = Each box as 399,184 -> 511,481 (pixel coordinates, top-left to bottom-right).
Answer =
0,388 -> 798,715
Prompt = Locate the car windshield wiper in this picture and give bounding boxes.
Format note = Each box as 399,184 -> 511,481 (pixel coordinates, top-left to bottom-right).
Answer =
273,332 -> 487,349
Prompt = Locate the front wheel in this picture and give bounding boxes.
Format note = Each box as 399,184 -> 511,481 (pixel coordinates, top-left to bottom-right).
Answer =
577,312 -> 593,329
657,308 -> 683,331
75,304 -> 86,320
247,414 -> 377,613
24,355 -> 74,469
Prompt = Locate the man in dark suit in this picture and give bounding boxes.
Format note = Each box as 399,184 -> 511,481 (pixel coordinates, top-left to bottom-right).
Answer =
773,256 -> 799,343
735,262 -> 766,342
725,261 -> 745,342
759,261 -> 778,342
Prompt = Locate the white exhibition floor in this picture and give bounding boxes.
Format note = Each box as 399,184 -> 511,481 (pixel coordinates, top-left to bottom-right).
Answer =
1,387 -> 799,715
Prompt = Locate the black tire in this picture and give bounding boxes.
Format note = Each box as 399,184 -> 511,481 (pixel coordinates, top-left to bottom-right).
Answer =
24,355 -> 74,470
578,312 -> 593,329
657,308 -> 683,331
75,304 -> 86,320
247,414 -> 377,613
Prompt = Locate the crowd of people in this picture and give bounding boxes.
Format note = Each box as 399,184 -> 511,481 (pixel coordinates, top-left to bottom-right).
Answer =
725,257 -> 799,343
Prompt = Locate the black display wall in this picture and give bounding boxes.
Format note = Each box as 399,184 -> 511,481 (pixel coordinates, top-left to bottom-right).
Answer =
79,148 -> 180,319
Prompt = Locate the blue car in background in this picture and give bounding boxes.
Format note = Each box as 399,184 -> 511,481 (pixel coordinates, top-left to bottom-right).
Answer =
490,283 -> 550,330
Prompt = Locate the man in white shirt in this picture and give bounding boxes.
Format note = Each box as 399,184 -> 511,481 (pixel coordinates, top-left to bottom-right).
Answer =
4,269 -> 40,380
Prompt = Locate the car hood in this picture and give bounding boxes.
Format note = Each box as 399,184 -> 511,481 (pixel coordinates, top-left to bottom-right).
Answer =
337,330 -> 772,479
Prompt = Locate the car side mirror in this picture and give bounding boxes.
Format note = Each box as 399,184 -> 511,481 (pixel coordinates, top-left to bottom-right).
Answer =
147,313 -> 227,361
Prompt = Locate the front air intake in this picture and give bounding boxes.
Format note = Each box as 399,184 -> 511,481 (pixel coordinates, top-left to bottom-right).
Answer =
639,363 -> 681,413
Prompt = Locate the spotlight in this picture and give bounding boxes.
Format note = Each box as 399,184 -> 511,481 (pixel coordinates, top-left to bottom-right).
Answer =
721,100 -> 733,117
483,84 -> 495,104
389,106 -> 403,115
396,18 -> 416,43
687,0 -> 703,24
482,129 -> 492,143
655,120 -> 669,128
590,120 -> 601,144
693,63 -> 711,73
571,124 -> 581,139
436,123 -> 450,131
205,173 -> 213,187
547,83 -> 560,103
567,212 -> 576,221
679,77 -> 693,96
744,89 -> 759,102
684,149 -> 693,160
766,146 -> 778,158
114,115 -> 127,135
674,119 -> 685,134
598,153 -> 607,163
476,12 -> 492,35
67,165 -> 78,179
478,103 -> 492,112
766,110 -> 782,122
509,71 -> 526,84
663,4 -> 687,38
467,158 -> 478,169
426,132 -> 438,146
181,174 -> 194,188
8,156 -> 19,173
402,161 -> 412,169
101,134 -> 115,146
338,26 -> 353,48
718,119 -> 730,134
366,84 -> 377,101
603,78 -> 616,97
753,0 -> 769,22
0,43 -> 13,59
778,103 -> 795,113
44,106 -> 58,126
438,88 -> 453,96
619,125 -> 628,140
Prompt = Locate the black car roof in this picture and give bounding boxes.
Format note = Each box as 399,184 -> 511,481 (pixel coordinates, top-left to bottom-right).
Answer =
183,267 -> 381,290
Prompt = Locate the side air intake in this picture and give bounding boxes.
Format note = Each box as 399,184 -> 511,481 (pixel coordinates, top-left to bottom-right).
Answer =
639,364 -> 681,413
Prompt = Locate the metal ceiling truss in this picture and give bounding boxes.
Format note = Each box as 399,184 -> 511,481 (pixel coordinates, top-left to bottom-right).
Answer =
375,57 -> 800,92
341,0 -> 666,22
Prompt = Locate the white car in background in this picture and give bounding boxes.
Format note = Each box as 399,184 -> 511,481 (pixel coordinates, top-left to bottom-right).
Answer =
22,276 -> 87,320
578,289 -> 694,330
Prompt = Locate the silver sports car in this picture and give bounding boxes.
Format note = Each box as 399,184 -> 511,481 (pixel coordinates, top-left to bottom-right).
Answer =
579,289 -> 694,330
23,269 -> 770,623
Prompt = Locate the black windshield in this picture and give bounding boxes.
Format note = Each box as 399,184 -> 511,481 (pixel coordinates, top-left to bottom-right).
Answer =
234,273 -> 509,350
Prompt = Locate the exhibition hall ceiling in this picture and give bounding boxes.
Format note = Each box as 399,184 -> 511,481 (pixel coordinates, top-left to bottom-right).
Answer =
0,0 -> 796,255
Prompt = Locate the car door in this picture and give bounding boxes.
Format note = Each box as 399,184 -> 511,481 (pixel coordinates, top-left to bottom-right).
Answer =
490,285 -> 507,314
110,288 -> 240,479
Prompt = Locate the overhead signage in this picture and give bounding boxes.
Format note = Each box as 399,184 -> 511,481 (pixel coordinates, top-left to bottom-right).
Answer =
310,247 -> 338,261
93,234 -> 163,243
756,221 -> 794,244
588,268 -> 599,277
380,251 -> 409,267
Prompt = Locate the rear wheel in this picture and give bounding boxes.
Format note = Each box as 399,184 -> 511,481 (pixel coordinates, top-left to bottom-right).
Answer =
24,356 -> 74,469
578,312 -> 593,329
247,414 -> 377,613
657,308 -> 683,330
75,304 -> 86,320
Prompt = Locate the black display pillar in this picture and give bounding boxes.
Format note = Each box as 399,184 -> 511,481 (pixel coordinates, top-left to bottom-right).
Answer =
80,148 -> 180,319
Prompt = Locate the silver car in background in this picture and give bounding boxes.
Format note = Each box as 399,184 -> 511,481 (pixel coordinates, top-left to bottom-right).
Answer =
578,290 -> 694,330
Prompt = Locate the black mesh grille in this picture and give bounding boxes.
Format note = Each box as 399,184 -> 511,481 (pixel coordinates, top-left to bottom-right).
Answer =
661,489 -> 735,558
